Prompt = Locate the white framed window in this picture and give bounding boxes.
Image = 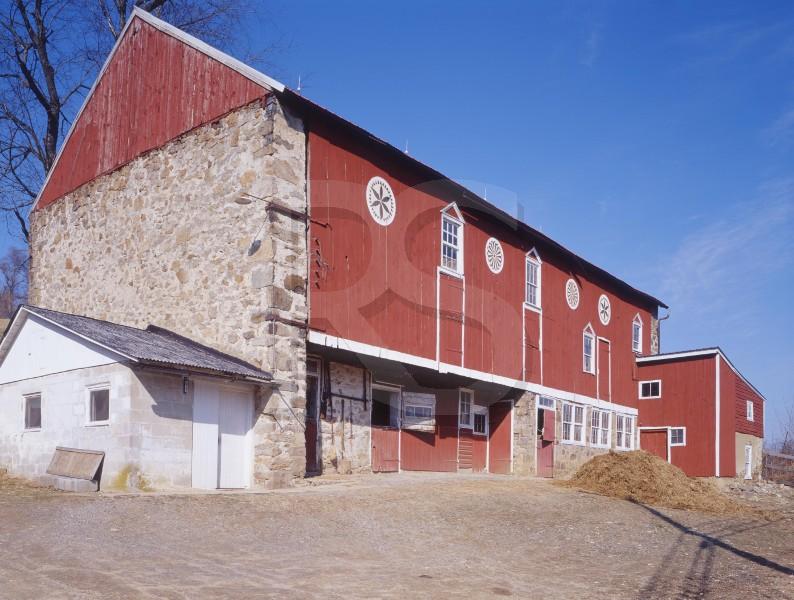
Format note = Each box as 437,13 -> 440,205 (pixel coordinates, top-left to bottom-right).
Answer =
86,385 -> 110,426
632,314 -> 643,354
583,325 -> 595,374
590,409 -> 610,447
616,415 -> 634,450
746,401 -> 754,422
670,427 -> 686,446
525,249 -> 541,309
402,392 -> 436,432
473,405 -> 488,436
440,205 -> 464,275
562,402 -> 586,444
459,389 -> 473,428
23,393 -> 41,431
537,396 -> 556,411
639,380 -> 661,399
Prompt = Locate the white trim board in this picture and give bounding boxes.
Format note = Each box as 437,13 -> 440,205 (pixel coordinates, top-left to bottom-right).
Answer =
308,330 -> 638,415
30,7 -> 285,214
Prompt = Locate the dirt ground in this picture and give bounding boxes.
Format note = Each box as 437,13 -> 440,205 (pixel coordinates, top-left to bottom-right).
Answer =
0,473 -> 791,600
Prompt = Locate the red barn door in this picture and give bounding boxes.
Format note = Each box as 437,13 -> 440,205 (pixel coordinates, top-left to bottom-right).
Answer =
597,338 -> 611,401
488,402 -> 512,474
641,429 -> 669,462
439,274 -> 464,365
537,408 -> 554,478
371,387 -> 400,472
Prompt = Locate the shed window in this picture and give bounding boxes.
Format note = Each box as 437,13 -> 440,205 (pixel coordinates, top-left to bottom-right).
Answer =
639,380 -> 661,399
583,326 -> 595,374
746,401 -> 754,422
616,415 -> 634,450
670,427 -> 686,446
402,392 -> 436,432
24,394 -> 41,430
473,406 -> 488,436
590,409 -> 610,447
88,388 -> 110,424
632,315 -> 642,353
562,402 -> 585,444
525,250 -> 541,308
441,215 -> 463,274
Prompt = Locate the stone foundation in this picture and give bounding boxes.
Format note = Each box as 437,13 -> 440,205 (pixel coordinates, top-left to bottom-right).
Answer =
29,96 -> 309,488
512,392 -> 536,475
320,362 -> 372,473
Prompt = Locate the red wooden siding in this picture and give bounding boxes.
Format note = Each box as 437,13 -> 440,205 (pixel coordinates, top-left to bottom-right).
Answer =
458,431 -> 473,470
735,377 -> 764,438
37,16 -> 265,209
719,358 -> 736,477
597,338 -> 611,401
471,432 -> 487,472
439,274 -> 464,365
308,122 -> 656,408
371,427 -> 399,472
637,356 -> 717,477
488,402 -> 512,474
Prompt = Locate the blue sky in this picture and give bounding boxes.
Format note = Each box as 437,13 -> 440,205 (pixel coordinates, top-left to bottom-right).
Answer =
5,2 -> 792,440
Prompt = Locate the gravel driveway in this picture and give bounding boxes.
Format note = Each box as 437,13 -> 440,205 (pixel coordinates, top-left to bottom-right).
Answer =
0,473 -> 791,599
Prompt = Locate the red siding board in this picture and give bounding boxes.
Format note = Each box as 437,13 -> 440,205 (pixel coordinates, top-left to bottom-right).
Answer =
37,17 -> 266,209
735,377 -> 764,438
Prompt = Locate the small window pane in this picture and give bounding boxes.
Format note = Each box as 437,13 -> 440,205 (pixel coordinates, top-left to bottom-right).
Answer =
671,428 -> 685,445
90,389 -> 110,423
25,395 -> 41,430
473,412 -> 487,435
459,391 -> 472,427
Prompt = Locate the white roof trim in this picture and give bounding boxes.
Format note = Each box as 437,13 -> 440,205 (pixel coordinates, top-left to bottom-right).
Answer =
0,307 -> 137,366
441,202 -> 465,222
30,7 -> 285,214
637,348 -> 765,401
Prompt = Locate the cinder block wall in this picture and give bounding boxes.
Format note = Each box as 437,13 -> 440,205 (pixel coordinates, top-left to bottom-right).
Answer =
29,96 -> 309,488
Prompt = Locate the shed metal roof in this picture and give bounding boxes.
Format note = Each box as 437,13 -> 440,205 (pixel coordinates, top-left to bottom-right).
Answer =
3,305 -> 272,382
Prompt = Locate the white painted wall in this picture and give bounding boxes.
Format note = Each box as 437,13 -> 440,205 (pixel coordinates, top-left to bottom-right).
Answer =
0,314 -> 121,384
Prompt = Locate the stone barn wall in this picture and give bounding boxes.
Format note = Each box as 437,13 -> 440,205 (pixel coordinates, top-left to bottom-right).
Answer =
28,96 -> 309,488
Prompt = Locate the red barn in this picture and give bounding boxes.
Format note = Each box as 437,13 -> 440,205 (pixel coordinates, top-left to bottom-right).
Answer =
636,349 -> 765,478
9,8 -> 765,489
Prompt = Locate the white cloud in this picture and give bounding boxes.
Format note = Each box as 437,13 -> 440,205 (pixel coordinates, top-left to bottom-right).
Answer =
660,177 -> 794,329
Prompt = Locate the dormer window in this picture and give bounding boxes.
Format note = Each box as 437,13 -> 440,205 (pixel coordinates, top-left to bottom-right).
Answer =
525,248 -> 541,309
632,314 -> 643,354
440,204 -> 464,276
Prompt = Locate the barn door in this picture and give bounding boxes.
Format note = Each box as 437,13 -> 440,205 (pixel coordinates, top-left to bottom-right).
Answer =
488,401 -> 512,474
641,429 -> 669,462
371,386 -> 400,472
439,273 -> 464,365
192,381 -> 220,489
597,338 -> 611,401
305,359 -> 321,474
537,408 -> 554,478
744,445 -> 753,480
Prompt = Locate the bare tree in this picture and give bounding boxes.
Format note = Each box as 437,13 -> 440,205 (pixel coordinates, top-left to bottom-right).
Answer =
0,246 -> 28,317
0,0 -> 257,242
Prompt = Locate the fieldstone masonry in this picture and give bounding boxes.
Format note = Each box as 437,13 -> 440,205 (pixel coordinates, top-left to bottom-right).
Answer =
512,392 -> 536,475
321,362 -> 372,474
29,96 -> 309,488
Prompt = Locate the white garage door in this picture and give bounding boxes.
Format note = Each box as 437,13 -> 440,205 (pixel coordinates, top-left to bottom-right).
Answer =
192,380 -> 253,489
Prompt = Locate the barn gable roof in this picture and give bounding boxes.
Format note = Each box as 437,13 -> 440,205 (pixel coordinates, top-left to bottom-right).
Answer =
0,305 -> 272,382
33,8 -> 666,310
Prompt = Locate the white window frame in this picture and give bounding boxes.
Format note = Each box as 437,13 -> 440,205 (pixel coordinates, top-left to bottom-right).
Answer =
583,324 -> 595,375
670,427 -> 687,447
616,415 -> 635,450
537,395 -> 556,411
402,392 -> 436,432
638,380 -> 662,399
23,393 -> 42,432
590,409 -> 611,448
458,388 -> 473,429
746,400 -> 754,422
440,204 -> 464,277
561,402 -> 586,445
472,405 -> 488,436
86,384 -> 111,427
524,248 -> 542,310
632,314 -> 643,354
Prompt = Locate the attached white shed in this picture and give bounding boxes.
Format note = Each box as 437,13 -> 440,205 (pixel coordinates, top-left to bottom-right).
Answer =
0,306 -> 271,491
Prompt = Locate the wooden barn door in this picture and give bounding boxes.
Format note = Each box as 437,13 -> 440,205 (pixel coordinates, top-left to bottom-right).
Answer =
439,273 -> 464,365
537,408 -> 555,478
305,359 -> 321,474
488,402 -> 513,474
371,386 -> 400,472
641,429 -> 669,462
597,338 -> 611,401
